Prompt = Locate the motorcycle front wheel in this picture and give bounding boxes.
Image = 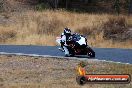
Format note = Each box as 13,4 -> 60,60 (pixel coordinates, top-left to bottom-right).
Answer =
87,47 -> 95,58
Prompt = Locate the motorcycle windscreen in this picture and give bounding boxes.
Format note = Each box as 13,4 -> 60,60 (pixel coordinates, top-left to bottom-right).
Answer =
72,34 -> 81,41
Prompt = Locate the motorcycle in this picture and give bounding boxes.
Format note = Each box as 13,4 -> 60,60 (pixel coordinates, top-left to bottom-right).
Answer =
56,33 -> 95,58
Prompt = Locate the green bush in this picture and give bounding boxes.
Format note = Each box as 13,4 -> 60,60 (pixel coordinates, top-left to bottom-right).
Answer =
35,3 -> 50,11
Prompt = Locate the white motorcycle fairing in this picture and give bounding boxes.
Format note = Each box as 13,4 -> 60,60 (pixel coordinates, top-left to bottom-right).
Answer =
76,37 -> 86,45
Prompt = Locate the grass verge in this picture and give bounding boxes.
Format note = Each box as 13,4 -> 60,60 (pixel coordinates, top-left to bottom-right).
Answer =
0,55 -> 131,88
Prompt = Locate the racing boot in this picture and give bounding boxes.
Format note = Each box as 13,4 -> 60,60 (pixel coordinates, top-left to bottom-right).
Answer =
58,47 -> 65,52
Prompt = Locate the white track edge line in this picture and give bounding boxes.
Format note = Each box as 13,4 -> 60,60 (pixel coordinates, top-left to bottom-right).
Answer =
0,52 -> 131,65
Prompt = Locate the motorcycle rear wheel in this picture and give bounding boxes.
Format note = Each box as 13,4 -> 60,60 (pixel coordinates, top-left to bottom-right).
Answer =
67,46 -> 75,57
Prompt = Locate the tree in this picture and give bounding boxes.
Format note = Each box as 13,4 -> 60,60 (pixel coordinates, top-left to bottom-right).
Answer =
55,0 -> 59,8
114,0 -> 120,15
129,0 -> 132,14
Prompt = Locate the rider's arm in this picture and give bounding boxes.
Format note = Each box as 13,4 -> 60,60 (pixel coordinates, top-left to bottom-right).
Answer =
61,35 -> 66,43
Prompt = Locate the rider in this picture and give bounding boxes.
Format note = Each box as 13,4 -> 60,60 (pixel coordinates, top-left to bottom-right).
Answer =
60,27 -> 87,56
60,27 -> 72,56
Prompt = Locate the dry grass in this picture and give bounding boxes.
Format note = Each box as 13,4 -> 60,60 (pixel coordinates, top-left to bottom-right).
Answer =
0,26 -> 17,42
0,55 -> 131,88
0,10 -> 132,48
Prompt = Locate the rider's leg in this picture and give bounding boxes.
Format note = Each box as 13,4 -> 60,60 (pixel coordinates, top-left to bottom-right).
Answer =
63,46 -> 70,56
59,41 -> 65,51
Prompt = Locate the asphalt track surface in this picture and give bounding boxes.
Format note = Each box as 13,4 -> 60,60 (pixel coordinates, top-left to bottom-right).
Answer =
0,45 -> 132,64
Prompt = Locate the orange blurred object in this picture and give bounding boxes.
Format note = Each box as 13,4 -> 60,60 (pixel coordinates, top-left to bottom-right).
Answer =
78,66 -> 86,76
